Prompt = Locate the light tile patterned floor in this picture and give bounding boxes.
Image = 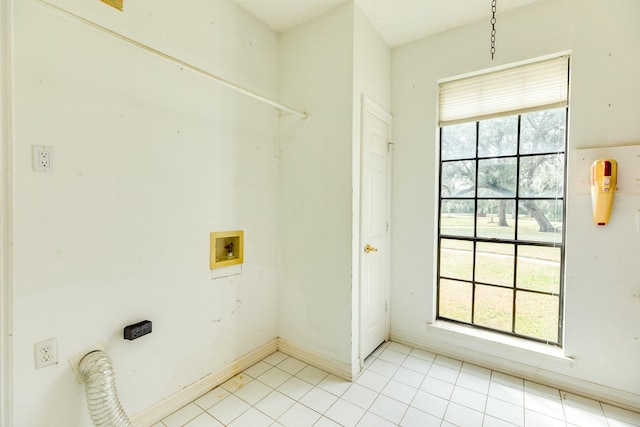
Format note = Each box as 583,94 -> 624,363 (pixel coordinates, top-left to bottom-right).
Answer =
153,341 -> 640,427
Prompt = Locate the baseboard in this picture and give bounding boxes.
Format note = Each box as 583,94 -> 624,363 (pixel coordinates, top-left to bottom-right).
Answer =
129,337 -> 360,426
277,338 -> 360,381
130,339 -> 278,427
391,329 -> 640,412
128,330 -> 638,425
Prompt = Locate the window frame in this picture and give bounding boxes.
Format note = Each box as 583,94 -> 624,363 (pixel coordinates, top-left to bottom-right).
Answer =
436,109 -> 568,347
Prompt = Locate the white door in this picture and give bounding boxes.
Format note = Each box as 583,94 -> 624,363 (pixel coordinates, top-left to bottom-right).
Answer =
359,97 -> 392,362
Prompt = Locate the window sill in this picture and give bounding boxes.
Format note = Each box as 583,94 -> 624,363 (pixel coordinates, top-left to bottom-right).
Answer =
426,320 -> 573,364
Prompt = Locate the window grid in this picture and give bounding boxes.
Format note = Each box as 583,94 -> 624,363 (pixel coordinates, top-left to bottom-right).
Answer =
437,109 -> 567,346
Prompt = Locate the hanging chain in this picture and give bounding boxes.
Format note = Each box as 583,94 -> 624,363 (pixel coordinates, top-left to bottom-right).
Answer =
490,0 -> 497,60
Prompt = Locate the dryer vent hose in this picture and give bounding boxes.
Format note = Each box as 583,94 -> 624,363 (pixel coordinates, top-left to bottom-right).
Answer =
79,350 -> 132,427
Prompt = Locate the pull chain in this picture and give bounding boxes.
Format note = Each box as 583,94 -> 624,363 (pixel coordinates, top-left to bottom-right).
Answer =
490,0 -> 497,60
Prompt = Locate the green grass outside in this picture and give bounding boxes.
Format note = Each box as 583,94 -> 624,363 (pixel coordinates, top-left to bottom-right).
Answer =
440,215 -> 562,244
438,215 -> 561,342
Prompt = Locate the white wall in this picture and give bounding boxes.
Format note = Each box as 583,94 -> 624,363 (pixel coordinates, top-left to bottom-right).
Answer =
390,0 -> 640,410
351,5 -> 391,363
0,0 -> 12,425
9,0 -> 280,425
277,2 -> 356,370
277,2 -> 391,373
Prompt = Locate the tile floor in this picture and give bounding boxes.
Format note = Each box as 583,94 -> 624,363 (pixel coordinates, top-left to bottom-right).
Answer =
153,341 -> 640,427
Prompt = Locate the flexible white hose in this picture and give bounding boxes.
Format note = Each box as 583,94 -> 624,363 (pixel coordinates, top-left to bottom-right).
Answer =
79,350 -> 132,427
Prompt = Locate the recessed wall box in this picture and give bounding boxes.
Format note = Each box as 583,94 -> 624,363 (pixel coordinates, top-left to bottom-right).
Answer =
210,230 -> 244,269
100,0 -> 123,11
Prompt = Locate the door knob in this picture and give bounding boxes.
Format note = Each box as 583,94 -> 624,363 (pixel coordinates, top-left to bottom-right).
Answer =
364,244 -> 379,253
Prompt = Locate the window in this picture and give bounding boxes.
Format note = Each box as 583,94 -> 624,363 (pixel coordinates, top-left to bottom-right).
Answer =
437,56 -> 569,345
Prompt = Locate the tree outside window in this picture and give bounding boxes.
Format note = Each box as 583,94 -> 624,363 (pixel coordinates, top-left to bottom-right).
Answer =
437,108 -> 566,344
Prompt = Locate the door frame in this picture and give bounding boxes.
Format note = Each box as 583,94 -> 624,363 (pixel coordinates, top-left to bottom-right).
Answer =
358,96 -> 393,367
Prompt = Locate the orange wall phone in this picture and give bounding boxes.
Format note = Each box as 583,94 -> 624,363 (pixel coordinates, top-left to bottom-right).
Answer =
590,159 -> 617,226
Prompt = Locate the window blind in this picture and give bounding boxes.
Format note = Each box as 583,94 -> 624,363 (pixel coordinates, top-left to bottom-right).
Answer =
439,56 -> 570,126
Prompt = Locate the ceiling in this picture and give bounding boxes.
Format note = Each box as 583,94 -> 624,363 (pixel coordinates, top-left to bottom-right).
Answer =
232,0 -> 541,47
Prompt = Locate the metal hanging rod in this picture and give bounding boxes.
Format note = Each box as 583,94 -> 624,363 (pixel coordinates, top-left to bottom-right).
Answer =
33,0 -> 310,119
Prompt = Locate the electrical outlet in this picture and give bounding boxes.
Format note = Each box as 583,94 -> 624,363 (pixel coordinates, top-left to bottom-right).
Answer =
34,338 -> 58,369
124,320 -> 152,340
32,145 -> 55,173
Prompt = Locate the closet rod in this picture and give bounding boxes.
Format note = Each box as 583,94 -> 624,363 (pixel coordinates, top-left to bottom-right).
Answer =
34,0 -> 310,119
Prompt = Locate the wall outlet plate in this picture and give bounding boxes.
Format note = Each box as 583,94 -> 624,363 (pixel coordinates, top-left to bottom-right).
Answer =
34,338 -> 58,369
32,145 -> 55,173
68,341 -> 108,383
